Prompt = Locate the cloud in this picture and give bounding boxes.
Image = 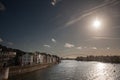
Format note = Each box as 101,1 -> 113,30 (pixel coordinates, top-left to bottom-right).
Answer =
51,2 -> 56,6
51,0 -> 56,6
91,47 -> 97,50
107,47 -> 110,49
51,38 -> 56,43
0,2 -> 5,11
0,38 -> 3,42
51,0 -> 64,6
7,42 -> 14,45
84,46 -> 87,48
76,46 -> 82,50
43,45 -> 50,48
64,43 -> 74,48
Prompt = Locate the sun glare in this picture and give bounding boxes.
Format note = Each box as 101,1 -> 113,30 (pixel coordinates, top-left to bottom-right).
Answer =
93,18 -> 101,30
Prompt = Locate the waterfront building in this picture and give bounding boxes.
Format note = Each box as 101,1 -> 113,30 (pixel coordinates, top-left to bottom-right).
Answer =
52,55 -> 60,63
9,49 -> 25,66
47,54 -> 51,63
39,53 -> 45,63
56,56 -> 60,63
34,52 -> 44,64
21,53 -> 34,65
52,55 -> 57,62
0,51 -> 16,68
50,55 -> 53,63
40,53 -> 47,63
33,52 -> 39,64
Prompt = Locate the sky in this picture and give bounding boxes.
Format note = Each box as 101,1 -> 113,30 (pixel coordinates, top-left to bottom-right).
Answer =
0,0 -> 120,57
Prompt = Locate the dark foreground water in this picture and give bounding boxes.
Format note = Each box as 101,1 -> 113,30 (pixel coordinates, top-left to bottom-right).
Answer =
9,60 -> 120,80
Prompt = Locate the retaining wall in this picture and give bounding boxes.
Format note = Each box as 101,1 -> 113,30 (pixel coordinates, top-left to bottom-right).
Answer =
9,63 -> 57,76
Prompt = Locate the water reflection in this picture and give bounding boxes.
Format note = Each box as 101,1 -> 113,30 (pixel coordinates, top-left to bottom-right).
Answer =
9,60 -> 120,80
88,62 -> 117,80
96,63 -> 106,69
91,62 -> 109,80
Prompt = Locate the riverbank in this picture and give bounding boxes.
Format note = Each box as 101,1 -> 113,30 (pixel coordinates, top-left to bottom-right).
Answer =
76,56 -> 120,63
9,62 -> 58,77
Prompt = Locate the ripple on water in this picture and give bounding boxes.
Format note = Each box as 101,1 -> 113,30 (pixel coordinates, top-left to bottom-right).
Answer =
9,60 -> 120,80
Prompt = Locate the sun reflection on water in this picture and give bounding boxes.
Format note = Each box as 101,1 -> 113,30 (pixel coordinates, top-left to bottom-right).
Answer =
96,63 -> 106,70
90,62 -> 115,80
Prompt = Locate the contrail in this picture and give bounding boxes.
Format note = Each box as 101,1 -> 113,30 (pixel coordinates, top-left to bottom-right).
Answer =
65,0 -> 120,27
85,36 -> 120,42
93,36 -> 120,40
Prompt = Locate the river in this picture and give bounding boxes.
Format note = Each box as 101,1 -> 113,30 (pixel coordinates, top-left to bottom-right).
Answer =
9,60 -> 120,80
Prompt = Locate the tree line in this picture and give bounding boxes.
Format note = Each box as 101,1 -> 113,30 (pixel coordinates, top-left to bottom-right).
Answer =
76,55 -> 120,63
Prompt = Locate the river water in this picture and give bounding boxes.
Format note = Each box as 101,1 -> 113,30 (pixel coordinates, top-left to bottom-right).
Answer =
9,60 -> 120,80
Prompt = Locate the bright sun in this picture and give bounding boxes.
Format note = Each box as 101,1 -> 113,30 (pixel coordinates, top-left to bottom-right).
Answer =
93,18 -> 101,29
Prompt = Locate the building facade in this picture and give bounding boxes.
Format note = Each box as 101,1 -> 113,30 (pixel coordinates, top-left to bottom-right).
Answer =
0,51 -> 16,68
21,53 -> 33,65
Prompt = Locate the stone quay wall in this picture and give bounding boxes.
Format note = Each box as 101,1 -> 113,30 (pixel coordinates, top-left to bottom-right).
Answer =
9,62 -> 58,77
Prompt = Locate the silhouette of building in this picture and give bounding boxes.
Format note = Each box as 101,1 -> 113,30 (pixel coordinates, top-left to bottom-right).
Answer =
0,51 -> 16,68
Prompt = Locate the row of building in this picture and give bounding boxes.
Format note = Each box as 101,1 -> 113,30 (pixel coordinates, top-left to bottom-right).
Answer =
0,49 -> 60,68
21,52 -> 60,66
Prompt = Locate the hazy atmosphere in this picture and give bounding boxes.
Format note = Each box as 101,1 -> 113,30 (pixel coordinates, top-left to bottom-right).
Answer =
0,0 -> 120,57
